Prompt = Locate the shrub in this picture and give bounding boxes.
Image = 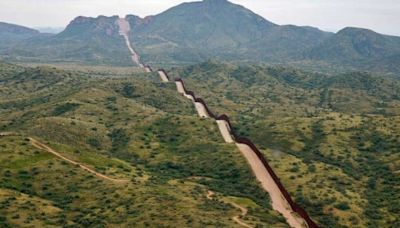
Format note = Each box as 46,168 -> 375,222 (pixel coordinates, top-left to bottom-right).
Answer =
52,103 -> 80,116
335,202 -> 350,210
87,138 -> 101,149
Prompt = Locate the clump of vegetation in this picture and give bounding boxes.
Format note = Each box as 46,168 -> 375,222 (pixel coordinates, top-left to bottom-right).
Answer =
121,84 -> 139,98
52,103 -> 80,116
108,128 -> 130,152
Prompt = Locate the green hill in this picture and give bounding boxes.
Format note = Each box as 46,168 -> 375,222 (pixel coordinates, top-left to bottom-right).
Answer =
0,62 -> 288,227
169,61 -> 400,227
0,22 -> 39,50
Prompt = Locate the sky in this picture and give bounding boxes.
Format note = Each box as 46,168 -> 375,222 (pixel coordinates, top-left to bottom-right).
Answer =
0,0 -> 399,36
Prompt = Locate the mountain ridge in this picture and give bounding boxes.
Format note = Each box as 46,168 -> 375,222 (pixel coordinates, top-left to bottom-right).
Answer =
0,0 -> 399,75
121,0 -> 334,67
1,15 -> 134,66
0,22 -> 40,50
305,26 -> 400,62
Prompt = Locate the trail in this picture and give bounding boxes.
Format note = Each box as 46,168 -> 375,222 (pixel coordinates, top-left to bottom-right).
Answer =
231,202 -> 252,228
206,191 -> 253,228
117,17 -> 144,68
29,137 -> 129,183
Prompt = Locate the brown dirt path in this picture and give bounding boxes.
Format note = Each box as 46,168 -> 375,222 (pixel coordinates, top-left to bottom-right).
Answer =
216,120 -> 235,143
231,201 -> 252,228
29,137 -> 129,184
194,102 -> 210,118
207,191 -> 253,228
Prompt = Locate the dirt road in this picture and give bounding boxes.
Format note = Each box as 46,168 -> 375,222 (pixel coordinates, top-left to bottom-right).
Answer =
194,102 -> 210,118
216,120 -> 234,143
29,137 -> 129,183
235,143 -> 305,228
158,70 -> 170,82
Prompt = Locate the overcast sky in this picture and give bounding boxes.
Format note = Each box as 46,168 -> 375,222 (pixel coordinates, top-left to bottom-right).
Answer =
0,0 -> 399,36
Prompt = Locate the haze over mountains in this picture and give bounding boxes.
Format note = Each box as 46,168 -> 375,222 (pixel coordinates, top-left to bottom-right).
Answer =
0,0 -> 399,75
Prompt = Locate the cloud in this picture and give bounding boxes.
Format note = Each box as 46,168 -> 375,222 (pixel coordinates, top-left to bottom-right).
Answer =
0,0 -> 399,36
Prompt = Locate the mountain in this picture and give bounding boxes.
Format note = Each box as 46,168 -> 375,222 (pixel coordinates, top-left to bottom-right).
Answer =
306,27 -> 400,61
2,0 -> 331,66
368,54 -> 400,76
0,22 -> 38,36
3,16 -> 134,66
1,0 -> 399,75
304,27 -> 400,74
127,0 -> 331,64
0,22 -> 39,50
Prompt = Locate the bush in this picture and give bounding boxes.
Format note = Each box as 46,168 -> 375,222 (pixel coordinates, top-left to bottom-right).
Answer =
108,128 -> 130,152
335,202 -> 350,210
87,138 -> 101,149
121,84 -> 139,98
52,103 -> 80,116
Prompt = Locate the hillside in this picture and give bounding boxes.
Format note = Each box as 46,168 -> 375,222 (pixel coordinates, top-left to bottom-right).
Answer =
169,61 -> 400,227
304,27 -> 400,75
127,0 -> 331,65
306,27 -> 400,62
0,62 -> 288,227
0,22 -> 39,50
1,60 -> 399,227
3,16 -> 134,66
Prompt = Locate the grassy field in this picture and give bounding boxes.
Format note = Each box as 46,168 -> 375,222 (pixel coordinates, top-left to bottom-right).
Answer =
0,61 -> 288,227
169,61 -> 400,227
